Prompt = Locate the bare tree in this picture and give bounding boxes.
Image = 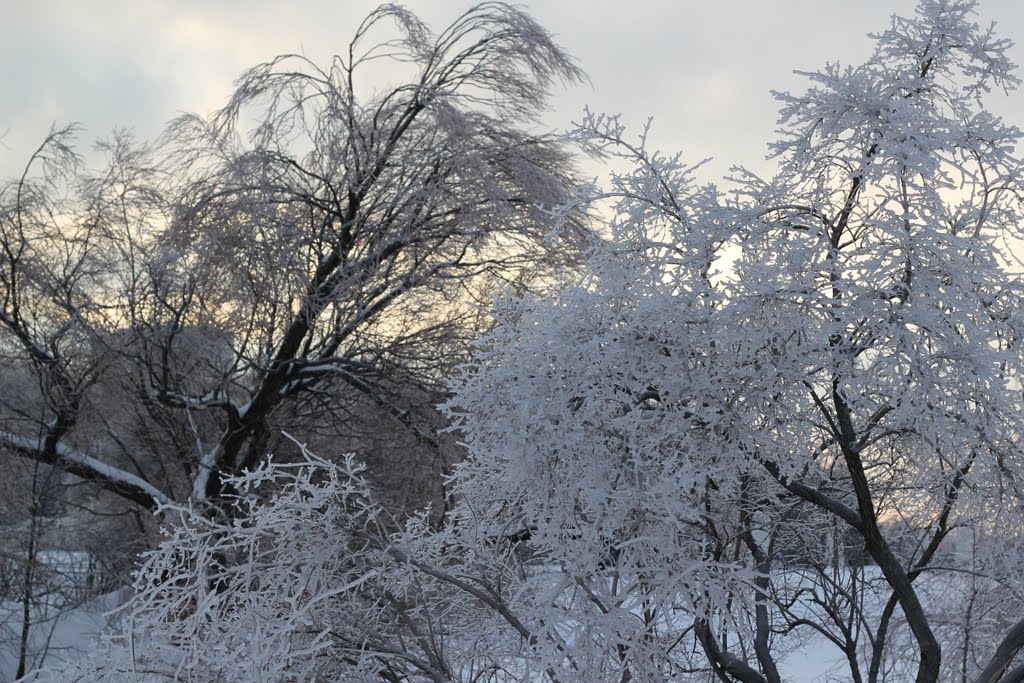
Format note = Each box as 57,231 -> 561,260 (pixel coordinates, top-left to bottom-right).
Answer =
0,3 -> 590,518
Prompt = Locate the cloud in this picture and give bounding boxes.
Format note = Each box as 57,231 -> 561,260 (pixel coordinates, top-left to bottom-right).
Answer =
2,0 -> 1024,181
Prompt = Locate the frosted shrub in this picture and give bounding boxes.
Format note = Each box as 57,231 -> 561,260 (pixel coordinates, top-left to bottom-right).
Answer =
57,450 -> 381,681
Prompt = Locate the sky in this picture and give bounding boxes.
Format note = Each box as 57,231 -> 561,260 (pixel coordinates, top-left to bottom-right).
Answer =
3,0 -> 1024,184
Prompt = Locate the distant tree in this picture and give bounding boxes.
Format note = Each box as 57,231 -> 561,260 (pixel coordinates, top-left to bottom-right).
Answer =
0,2 -> 589,519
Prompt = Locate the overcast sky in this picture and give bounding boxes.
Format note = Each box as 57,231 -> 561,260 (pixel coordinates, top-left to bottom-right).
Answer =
3,0 -> 1024,183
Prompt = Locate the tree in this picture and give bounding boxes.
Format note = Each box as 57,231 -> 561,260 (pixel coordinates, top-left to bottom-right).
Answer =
0,2 -> 589,521
448,1 -> 1024,680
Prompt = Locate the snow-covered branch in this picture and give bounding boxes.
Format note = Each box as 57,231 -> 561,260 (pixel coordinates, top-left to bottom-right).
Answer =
0,431 -> 170,509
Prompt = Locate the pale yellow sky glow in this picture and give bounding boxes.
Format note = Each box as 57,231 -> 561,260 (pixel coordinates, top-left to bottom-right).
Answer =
3,0 -> 1024,183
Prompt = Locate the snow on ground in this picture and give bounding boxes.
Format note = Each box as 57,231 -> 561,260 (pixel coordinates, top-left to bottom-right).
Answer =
783,637 -> 850,682
0,587 -> 129,682
1,587 -> 855,681
0,564 -> 952,681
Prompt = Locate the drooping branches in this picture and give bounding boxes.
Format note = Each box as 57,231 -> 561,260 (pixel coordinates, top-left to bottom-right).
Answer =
0,3 -> 592,518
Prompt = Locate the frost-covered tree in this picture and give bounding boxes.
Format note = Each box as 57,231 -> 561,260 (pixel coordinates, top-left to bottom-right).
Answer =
450,1 -> 1024,681
0,3 -> 589,519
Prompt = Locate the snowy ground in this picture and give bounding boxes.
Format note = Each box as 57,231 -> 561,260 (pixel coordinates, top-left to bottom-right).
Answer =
783,638 -> 851,682
0,588 -> 129,682
5,597 -> 854,682
7,610 -> 850,683
0,566 -> 931,681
